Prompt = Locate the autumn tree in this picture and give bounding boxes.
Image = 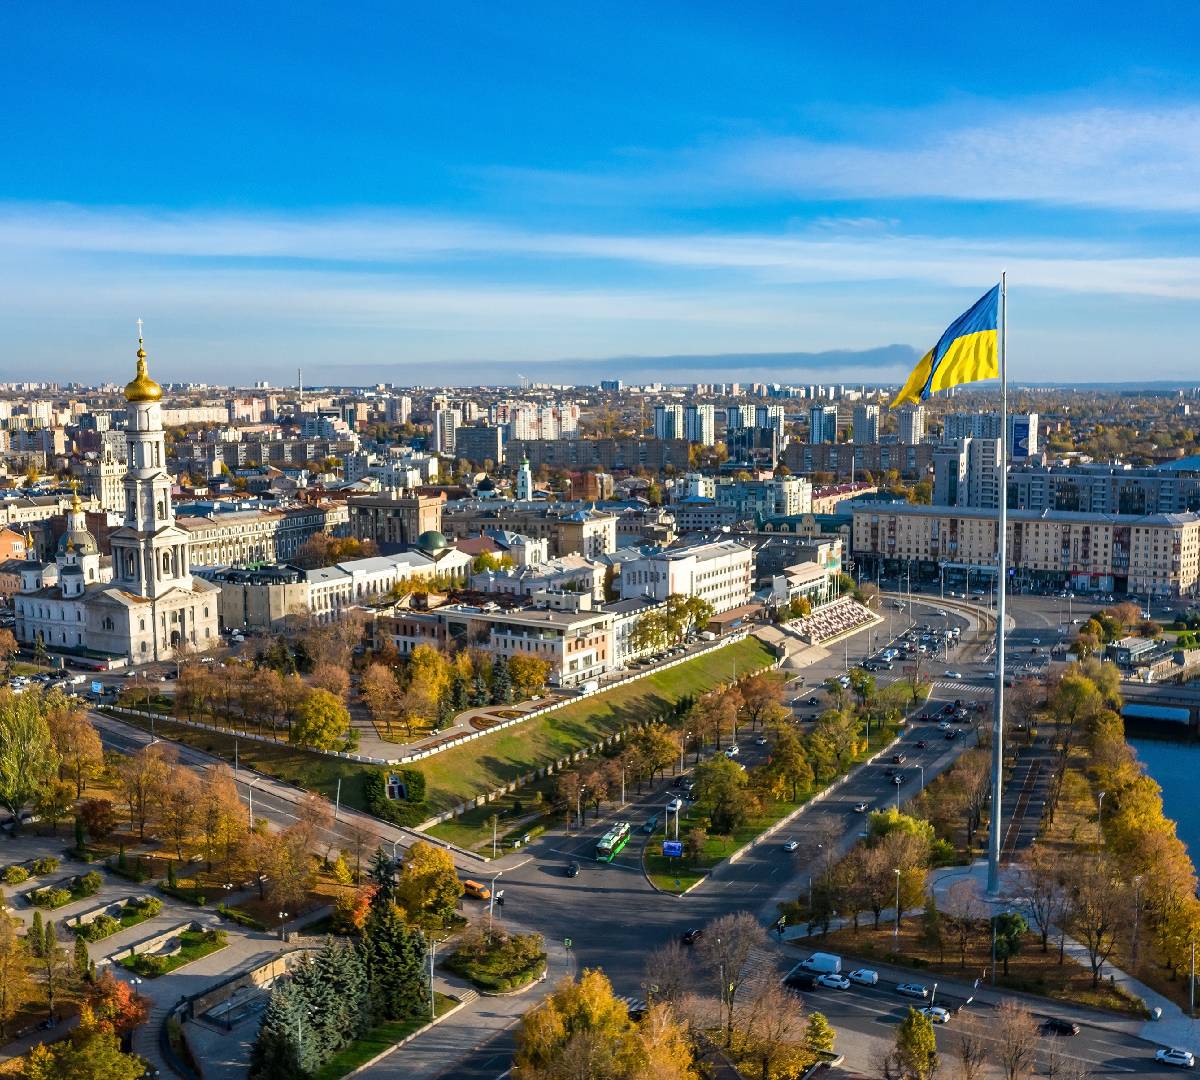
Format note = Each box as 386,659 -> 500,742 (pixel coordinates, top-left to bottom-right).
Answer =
886,1007 -> 938,1080
116,742 -> 171,841
737,980 -> 814,1080
0,688 -> 60,823
394,840 -> 464,929
1070,852 -> 1125,987
198,763 -> 245,869
696,912 -> 765,1047
508,654 -> 552,699
0,913 -> 32,1038
311,662 -> 350,700
47,706 -> 104,798
290,688 -> 350,750
156,760 -> 201,860
264,825 -> 318,911
950,1012 -> 990,1080
360,662 -> 402,738
994,999 -> 1038,1080
88,969 -> 150,1034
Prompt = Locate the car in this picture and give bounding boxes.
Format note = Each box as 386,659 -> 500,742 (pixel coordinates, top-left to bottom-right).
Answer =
891,752 -> 906,765
915,739 -> 928,749
725,745 -> 740,758
944,730 -> 959,740
1155,1048 -> 1196,1068
938,721 -> 951,730
815,973 -> 851,990
783,839 -> 799,852
892,774 -> 903,785
666,797 -> 683,813
895,983 -> 929,999
681,928 -> 703,945
944,670 -> 963,679
755,735 -> 768,746
1031,637 -> 1041,645
642,814 -> 659,834
1040,1018 -> 1080,1036
920,1006 -> 952,1024
848,968 -> 879,986
807,696 -> 820,706
783,968 -> 816,990
853,802 -> 869,813
566,862 -> 579,878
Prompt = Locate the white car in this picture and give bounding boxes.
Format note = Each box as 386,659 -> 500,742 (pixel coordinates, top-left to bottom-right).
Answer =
1156,1048 -> 1196,1068
944,670 -> 963,679
666,797 -> 683,813
1031,637 -> 1041,645
815,973 -> 851,990
755,735 -> 768,746
853,802 -> 869,813
848,968 -> 878,986
725,745 -> 740,758
783,839 -> 799,853
920,1006 -> 951,1024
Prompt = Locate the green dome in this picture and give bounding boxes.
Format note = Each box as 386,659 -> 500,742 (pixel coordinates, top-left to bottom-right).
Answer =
416,530 -> 448,553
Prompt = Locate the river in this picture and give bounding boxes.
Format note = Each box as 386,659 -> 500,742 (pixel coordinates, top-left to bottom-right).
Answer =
1130,736 -> 1200,861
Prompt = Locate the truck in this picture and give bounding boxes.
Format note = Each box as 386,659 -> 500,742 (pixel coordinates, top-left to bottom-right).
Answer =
699,631 -> 717,642
798,952 -> 842,975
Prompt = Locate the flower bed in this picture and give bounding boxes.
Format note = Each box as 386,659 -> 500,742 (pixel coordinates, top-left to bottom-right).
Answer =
118,927 -> 227,978
28,870 -> 103,909
70,895 -> 163,942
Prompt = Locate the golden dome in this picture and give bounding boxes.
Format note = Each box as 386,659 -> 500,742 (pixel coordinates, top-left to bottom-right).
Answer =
125,342 -> 163,402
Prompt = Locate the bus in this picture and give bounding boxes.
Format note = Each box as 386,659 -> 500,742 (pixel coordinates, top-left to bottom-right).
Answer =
596,822 -> 632,862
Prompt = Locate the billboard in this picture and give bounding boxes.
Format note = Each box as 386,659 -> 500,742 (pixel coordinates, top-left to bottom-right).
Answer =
662,841 -> 684,858
1010,418 -> 1031,459
90,680 -> 104,696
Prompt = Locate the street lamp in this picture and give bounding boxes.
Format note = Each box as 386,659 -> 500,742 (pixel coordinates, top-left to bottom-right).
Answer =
679,731 -> 691,773
488,871 -> 504,931
246,776 -> 262,829
576,786 -> 587,828
893,868 -> 901,941
277,911 -> 289,940
1097,790 -> 1106,843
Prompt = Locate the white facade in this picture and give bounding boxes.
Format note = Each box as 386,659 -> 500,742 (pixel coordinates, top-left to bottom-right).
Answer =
684,404 -> 716,446
619,539 -> 753,613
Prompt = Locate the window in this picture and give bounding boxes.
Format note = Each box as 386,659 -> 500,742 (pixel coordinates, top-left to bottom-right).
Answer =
139,619 -> 145,631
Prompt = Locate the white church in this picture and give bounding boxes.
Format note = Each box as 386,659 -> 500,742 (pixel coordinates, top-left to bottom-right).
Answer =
15,332 -> 221,663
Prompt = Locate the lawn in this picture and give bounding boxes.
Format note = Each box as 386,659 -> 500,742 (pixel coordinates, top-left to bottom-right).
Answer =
310,994 -> 456,1080
818,918 -> 1148,1017
420,636 -> 776,813
118,927 -> 227,978
104,709 -> 372,810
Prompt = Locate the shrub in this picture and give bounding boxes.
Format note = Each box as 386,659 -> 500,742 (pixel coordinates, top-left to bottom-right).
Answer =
128,895 -> 163,917
81,914 -> 122,941
75,871 -> 103,898
215,904 -> 266,931
363,768 -> 428,826
33,887 -> 72,908
1,866 -> 28,885
30,856 -> 60,876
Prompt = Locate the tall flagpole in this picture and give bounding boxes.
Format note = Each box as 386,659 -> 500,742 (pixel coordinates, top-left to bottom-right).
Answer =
987,271 -> 1008,896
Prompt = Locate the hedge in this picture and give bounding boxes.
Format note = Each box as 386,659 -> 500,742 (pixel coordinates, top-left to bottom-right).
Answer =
363,768 -> 428,827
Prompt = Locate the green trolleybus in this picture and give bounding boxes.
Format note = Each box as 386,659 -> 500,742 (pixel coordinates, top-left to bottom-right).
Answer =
596,821 -> 632,862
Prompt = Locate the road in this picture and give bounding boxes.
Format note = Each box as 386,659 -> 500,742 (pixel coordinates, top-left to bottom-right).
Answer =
92,590 -> 1178,1078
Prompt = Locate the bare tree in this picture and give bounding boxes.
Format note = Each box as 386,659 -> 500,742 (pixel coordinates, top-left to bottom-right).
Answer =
1016,843 -> 1069,954
643,939 -> 692,1006
994,999 -> 1038,1080
1070,853 -> 1125,988
736,980 -> 811,1080
942,878 -> 985,969
950,1012 -> 989,1080
696,912 -> 766,1047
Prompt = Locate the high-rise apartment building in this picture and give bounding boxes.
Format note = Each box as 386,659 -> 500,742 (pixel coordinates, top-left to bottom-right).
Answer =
896,404 -> 926,444
852,404 -> 879,444
808,405 -> 838,445
684,404 -> 716,445
725,403 -> 754,432
432,407 -> 461,454
654,404 -> 684,440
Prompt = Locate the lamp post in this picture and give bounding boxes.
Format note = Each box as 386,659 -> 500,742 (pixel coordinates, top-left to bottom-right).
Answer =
488,871 -> 503,931
577,786 -> 587,828
1097,790 -> 1106,844
246,776 -> 261,829
277,911 -> 289,940
679,731 -> 690,773
893,868 -> 901,941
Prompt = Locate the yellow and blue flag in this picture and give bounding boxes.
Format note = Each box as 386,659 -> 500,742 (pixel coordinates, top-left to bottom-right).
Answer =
890,285 -> 1000,408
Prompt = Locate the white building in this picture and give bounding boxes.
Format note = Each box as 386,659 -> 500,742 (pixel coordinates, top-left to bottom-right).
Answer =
684,404 -> 716,446
654,404 -> 684,440
619,538 -> 753,613
852,404 -> 879,444
16,334 -> 221,663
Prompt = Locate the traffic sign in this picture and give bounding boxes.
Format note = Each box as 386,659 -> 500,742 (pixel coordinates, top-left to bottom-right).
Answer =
564,937 -> 572,949
663,840 -> 684,858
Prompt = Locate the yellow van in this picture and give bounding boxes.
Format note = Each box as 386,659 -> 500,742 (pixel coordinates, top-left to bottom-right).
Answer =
462,879 -> 491,900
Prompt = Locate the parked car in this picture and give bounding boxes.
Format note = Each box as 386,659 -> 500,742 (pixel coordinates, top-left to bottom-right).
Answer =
1040,1018 -> 1080,1036
681,928 -> 703,945
920,1006 -> 951,1024
783,839 -> 799,853
895,983 -> 929,999
944,730 -> 959,740
815,973 -> 851,990
1155,1048 -> 1196,1068
783,968 -> 816,990
848,968 -> 879,986
799,952 -> 842,974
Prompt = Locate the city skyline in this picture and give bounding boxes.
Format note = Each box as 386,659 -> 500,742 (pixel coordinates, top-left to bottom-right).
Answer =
3,2 -> 1200,383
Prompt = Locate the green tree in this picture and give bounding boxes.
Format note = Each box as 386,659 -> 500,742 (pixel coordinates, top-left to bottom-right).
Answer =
692,755 -> 755,835
806,1010 -> 836,1054
394,840 -> 464,929
72,933 -> 90,983
24,1008 -> 144,1080
891,1006 -> 938,1080
289,688 -> 350,751
0,689 -> 60,823
359,892 -> 430,1023
919,892 -> 946,963
992,911 -> 1027,976
771,726 -> 814,802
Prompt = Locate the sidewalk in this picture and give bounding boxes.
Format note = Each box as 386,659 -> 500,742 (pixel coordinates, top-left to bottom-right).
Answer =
928,860 -> 1200,1047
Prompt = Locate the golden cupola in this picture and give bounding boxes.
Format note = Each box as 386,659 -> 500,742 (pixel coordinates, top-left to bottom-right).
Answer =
124,328 -> 163,403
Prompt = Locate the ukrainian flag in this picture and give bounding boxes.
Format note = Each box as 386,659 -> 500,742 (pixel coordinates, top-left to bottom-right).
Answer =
890,285 -> 1000,408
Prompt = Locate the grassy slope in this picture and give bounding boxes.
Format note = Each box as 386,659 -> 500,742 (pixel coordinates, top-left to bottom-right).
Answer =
419,636 -> 776,813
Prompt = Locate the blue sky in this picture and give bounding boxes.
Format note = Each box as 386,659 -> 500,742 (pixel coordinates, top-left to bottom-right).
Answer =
2,2 -> 1199,385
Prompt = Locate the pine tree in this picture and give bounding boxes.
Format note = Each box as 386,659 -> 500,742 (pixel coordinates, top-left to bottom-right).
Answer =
368,849 -> 396,900
490,657 -> 513,705
450,672 -> 468,712
469,670 -> 489,707
29,910 -> 44,958
360,896 -> 429,1023
73,933 -> 90,982
919,893 -> 945,963
249,984 -> 307,1080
